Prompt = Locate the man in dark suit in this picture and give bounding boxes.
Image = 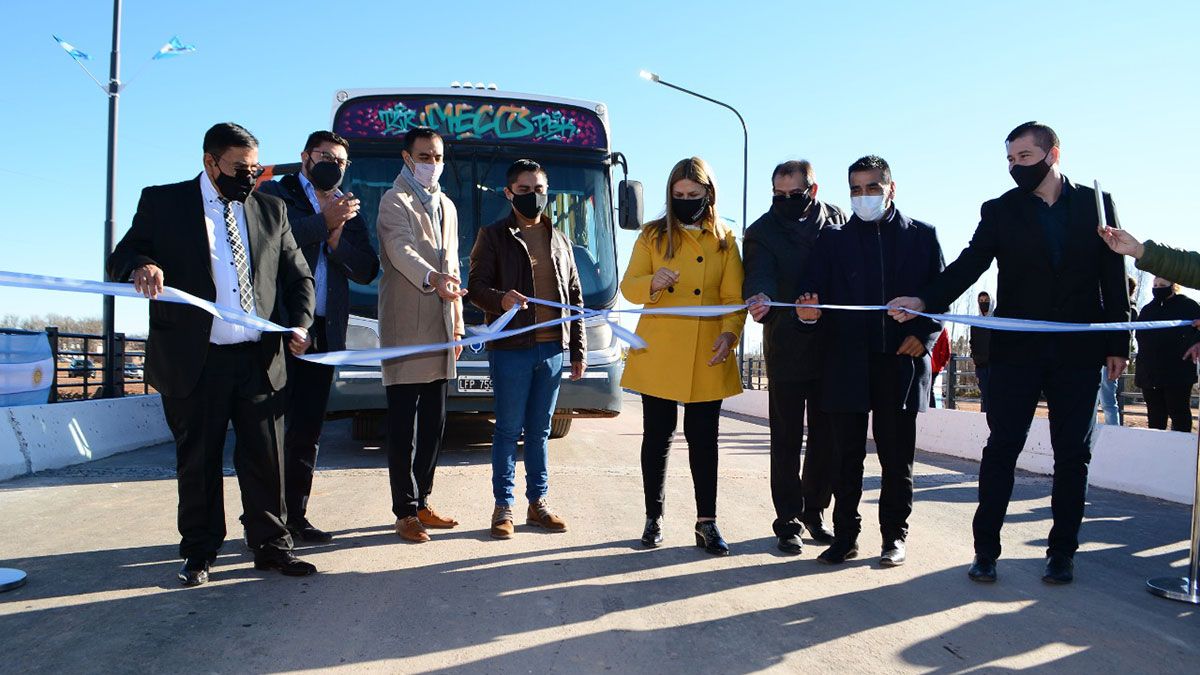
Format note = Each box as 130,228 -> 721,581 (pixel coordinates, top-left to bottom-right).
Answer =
889,121 -> 1130,585
797,155 -> 944,567
107,122 -> 318,586
257,130 -> 379,543
743,159 -> 844,554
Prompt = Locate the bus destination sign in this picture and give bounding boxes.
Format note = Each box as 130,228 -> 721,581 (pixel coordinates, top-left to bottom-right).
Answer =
334,96 -> 607,149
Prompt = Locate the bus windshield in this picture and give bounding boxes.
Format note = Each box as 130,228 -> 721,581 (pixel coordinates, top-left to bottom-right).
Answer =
343,152 -> 617,319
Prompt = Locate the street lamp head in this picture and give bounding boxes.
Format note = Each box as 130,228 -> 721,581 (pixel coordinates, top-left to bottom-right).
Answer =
639,70 -> 660,83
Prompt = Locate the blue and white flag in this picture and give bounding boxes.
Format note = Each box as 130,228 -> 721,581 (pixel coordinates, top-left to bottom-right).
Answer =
52,35 -> 90,60
152,36 -> 196,60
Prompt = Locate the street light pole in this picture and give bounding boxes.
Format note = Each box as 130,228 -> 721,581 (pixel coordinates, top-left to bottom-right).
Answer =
101,0 -> 123,398
640,70 -> 750,384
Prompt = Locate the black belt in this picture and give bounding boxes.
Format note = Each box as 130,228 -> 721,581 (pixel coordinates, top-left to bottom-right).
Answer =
209,341 -> 259,351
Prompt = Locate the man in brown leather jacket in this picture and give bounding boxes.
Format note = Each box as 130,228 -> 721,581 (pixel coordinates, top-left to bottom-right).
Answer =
468,159 -> 586,539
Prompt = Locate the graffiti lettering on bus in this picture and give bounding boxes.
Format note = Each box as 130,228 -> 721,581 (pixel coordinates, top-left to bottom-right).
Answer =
338,98 -> 604,148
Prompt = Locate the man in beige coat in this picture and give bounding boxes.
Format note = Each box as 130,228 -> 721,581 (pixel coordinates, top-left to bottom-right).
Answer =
377,127 -> 466,543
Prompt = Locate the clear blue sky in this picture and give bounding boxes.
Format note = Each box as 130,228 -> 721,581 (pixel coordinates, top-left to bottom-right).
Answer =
3,0 -> 1197,348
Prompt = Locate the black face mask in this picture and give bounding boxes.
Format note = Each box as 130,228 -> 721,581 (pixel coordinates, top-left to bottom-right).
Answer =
1152,286 -> 1173,301
307,159 -> 344,192
511,192 -> 548,221
979,302 -> 991,314
1009,152 -> 1052,193
671,196 -> 707,225
214,168 -> 256,202
772,191 -> 813,221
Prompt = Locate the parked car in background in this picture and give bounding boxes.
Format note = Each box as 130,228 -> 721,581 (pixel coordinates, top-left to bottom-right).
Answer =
67,358 -> 95,378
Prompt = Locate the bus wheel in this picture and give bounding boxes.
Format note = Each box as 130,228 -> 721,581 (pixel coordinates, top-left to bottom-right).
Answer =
549,417 -> 572,439
352,413 -> 385,441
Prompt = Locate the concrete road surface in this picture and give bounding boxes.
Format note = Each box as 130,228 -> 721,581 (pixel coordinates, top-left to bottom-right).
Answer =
1,394 -> 1197,673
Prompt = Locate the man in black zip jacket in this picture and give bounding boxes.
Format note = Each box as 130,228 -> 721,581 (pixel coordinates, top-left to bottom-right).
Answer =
796,155 -> 944,567
256,130 -> 379,542
888,122 -> 1130,585
743,160 -> 845,554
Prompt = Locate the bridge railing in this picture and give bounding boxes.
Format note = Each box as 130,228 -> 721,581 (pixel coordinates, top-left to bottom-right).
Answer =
43,327 -> 151,402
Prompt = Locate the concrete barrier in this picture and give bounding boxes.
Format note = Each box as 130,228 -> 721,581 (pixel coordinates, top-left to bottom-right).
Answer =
723,390 -> 1197,505
0,395 -> 172,481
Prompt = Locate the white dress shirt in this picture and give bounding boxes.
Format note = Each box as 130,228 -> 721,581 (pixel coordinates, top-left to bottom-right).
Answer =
298,171 -> 333,317
199,171 -> 261,344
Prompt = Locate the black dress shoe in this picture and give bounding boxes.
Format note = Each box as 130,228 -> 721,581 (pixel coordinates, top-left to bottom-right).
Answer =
694,521 -> 730,556
178,558 -> 210,587
776,534 -> 803,555
880,539 -> 907,567
288,519 -> 334,543
817,538 -> 859,564
253,548 -> 317,577
1042,553 -> 1074,585
968,556 -> 997,583
641,517 -> 664,548
802,519 -> 835,545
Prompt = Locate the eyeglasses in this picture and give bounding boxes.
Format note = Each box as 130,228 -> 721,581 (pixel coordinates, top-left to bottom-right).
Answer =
215,155 -> 265,178
773,188 -> 810,198
308,150 -> 351,168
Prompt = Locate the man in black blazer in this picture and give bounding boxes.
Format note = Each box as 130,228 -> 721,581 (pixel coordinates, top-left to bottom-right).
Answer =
889,122 -> 1130,585
257,130 -> 379,543
743,160 -> 845,554
797,155 -> 944,567
107,122 -> 318,586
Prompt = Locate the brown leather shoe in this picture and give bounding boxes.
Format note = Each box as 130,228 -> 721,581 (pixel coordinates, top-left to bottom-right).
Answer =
491,506 -> 515,540
395,516 -> 430,543
418,506 -> 459,529
527,499 -> 567,532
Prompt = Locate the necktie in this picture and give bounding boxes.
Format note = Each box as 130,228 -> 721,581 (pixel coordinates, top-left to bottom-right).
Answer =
219,197 -> 255,314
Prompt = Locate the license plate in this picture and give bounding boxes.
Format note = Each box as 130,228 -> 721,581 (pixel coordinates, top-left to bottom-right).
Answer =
457,375 -> 493,393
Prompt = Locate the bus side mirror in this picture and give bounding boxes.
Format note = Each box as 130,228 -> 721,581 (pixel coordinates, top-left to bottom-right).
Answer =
618,180 -> 643,231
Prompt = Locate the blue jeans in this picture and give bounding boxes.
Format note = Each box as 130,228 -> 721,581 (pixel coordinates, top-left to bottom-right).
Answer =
1098,365 -> 1120,425
489,342 -> 564,506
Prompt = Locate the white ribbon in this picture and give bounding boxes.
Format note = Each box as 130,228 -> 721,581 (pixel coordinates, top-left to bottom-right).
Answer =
2,269 -> 1190,368
0,271 -> 299,336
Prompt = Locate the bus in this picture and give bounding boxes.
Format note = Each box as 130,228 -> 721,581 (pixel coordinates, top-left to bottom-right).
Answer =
306,86 -> 642,439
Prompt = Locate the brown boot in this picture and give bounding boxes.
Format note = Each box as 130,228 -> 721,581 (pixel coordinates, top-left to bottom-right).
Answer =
491,506 -> 515,540
395,516 -> 430,543
418,506 -> 459,529
527,499 -> 567,532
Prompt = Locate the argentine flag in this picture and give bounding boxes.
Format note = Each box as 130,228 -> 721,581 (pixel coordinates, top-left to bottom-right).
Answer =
52,35 -> 90,60
153,36 -> 196,60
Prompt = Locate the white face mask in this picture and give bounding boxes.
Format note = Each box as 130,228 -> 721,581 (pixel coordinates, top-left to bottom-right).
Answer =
409,160 -> 444,190
851,194 -> 888,222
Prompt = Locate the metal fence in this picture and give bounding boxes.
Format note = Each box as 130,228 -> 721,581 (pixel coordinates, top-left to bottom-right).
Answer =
742,355 -> 768,391
743,353 -> 1186,426
939,355 -> 1188,424
43,327 -> 151,401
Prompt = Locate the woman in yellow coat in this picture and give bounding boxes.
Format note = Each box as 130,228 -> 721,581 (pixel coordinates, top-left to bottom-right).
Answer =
620,157 -> 746,555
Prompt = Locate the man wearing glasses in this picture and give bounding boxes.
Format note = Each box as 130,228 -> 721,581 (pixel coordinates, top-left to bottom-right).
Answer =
742,160 -> 845,556
108,122 -> 318,585
257,131 -> 379,544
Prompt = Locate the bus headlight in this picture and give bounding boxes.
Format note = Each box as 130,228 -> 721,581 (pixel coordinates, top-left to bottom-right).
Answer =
585,319 -> 612,351
345,322 -> 380,350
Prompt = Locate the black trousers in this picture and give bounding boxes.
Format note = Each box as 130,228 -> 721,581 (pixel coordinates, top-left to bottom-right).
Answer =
768,379 -> 833,538
283,316 -> 333,524
641,394 -> 722,519
160,343 -> 292,560
974,361 -> 1098,560
976,364 -> 991,414
1143,384 -> 1194,432
827,352 -> 917,543
386,380 -> 448,519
